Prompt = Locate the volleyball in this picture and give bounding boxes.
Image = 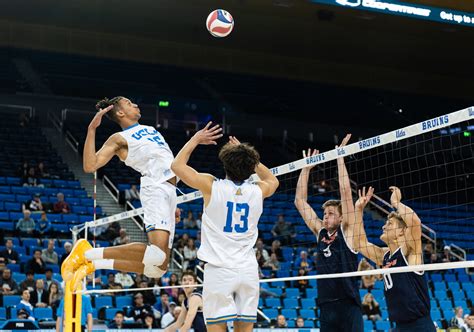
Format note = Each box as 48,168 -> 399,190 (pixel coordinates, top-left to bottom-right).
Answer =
206,9 -> 234,38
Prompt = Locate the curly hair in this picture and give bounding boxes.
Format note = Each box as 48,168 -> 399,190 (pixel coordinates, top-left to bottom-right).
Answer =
218,142 -> 260,182
95,96 -> 125,123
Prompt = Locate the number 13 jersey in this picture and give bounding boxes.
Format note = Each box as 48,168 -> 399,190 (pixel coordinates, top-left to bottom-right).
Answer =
198,179 -> 263,269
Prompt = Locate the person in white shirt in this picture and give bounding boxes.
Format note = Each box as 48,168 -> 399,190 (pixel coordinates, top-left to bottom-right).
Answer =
64,96 -> 179,291
172,125 -> 279,332
114,271 -> 134,288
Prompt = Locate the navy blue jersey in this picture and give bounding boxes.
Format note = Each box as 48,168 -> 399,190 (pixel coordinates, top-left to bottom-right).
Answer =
316,225 -> 360,306
382,248 -> 431,324
184,290 -> 206,332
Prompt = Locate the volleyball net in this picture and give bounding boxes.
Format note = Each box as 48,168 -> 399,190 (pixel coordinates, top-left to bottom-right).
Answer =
79,106 -> 474,271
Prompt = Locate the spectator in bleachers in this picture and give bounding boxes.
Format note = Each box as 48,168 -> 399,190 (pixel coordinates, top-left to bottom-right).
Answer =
101,272 -> 123,295
293,268 -> 308,292
56,295 -> 93,332
44,268 -> 61,291
296,317 -> 305,328
0,268 -> 19,295
17,210 -> 36,236
358,258 -> 380,290
176,233 -> 190,254
263,253 -> 280,274
131,293 -> 154,324
442,245 -> 454,263
108,311 -> 125,329
100,221 -> 121,242
313,179 -> 332,194
276,314 -> 288,328
430,253 -> 440,264
42,239 -> 59,265
48,282 -> 62,314
361,293 -> 382,322
256,249 -> 265,268
36,162 -> 50,179
26,249 -> 46,274
0,239 -> 19,264
463,315 -> 474,332
271,214 -> 295,245
53,193 -> 71,214
164,273 -> 180,301
270,240 -> 283,262
183,211 -> 197,229
30,279 -> 49,308
139,280 -> 157,306
423,243 -> 434,264
19,271 -> 36,292
143,313 -> 158,329
154,292 -> 170,318
183,238 -> 198,271
451,307 -> 467,329
196,212 -> 202,229
294,251 -> 314,272
113,228 -> 130,246
22,167 -> 42,187
125,184 -> 140,202
161,301 -> 179,328
23,194 -> 44,213
115,271 -> 134,288
17,161 -> 30,178
35,212 -> 51,237
255,238 -> 270,263
16,289 -> 35,321
59,242 -> 72,267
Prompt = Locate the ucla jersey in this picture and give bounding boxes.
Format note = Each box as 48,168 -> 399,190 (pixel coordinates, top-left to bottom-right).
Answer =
198,179 -> 263,269
118,124 -> 175,187
382,248 -> 431,324
316,226 -> 360,306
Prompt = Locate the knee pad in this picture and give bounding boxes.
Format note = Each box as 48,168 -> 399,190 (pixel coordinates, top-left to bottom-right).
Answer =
144,264 -> 166,278
142,244 -> 166,267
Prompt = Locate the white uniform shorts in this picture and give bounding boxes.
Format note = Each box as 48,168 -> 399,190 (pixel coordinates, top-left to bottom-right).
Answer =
203,263 -> 259,325
140,181 -> 177,249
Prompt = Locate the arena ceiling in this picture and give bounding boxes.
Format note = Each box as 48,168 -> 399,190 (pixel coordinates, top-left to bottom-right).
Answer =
0,0 -> 473,100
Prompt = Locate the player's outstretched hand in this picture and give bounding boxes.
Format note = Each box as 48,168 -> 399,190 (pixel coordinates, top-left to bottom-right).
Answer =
89,105 -> 114,130
389,186 -> 402,207
355,186 -> 374,210
192,122 -> 223,145
302,148 -> 319,171
336,133 -> 351,149
228,136 -> 241,146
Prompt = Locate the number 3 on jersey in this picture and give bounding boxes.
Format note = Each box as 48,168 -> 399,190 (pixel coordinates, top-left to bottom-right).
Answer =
223,201 -> 249,233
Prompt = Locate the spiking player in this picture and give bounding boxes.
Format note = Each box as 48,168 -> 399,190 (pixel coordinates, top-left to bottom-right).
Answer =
62,96 -> 178,290
171,125 -> 279,332
295,134 -> 363,332
354,186 -> 435,331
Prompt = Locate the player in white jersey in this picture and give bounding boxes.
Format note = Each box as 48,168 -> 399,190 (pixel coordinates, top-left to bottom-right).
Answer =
62,96 -> 178,290
171,123 -> 279,332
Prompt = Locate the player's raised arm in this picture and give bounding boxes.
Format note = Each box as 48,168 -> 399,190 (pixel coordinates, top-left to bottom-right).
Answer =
355,187 -> 388,266
389,186 -> 422,239
336,134 -> 355,227
164,303 -> 187,332
179,295 -> 202,332
83,105 -> 119,173
294,149 -> 322,235
171,122 -> 223,196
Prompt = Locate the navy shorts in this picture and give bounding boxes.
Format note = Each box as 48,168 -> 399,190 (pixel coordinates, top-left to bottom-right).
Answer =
394,315 -> 436,332
319,298 -> 363,332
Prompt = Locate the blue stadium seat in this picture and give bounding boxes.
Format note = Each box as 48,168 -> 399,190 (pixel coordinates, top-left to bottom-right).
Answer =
0,307 -> 6,319
3,295 -> 20,307
281,309 -> 297,320
444,274 -> 457,282
287,320 -> 295,328
433,282 -> 447,291
434,290 -> 448,300
270,281 -> 285,288
462,283 -> 474,292
0,221 -> 14,231
267,288 -> 283,296
300,309 -> 316,319
11,187 -> 28,194
439,300 -> 452,310
376,321 -> 391,330
448,282 -> 461,292
283,298 -> 299,309
430,274 -> 443,282
452,290 -> 465,300
72,206 -> 88,214
4,202 -> 21,211
262,309 -> 278,319
94,296 -> 113,309
10,212 -> 24,221
34,308 -> 53,320
62,214 -> 79,223
371,289 -> 384,299
442,309 -> 454,321
0,212 -> 9,220
22,238 -> 39,248
105,308 -> 121,320
364,321 -> 374,332
285,288 -> 300,298
301,298 -> 316,309
430,309 -> 442,321
6,264 -> 20,272
306,289 -> 317,298
265,298 -> 281,308
454,300 -> 468,310
0,186 -> 10,193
